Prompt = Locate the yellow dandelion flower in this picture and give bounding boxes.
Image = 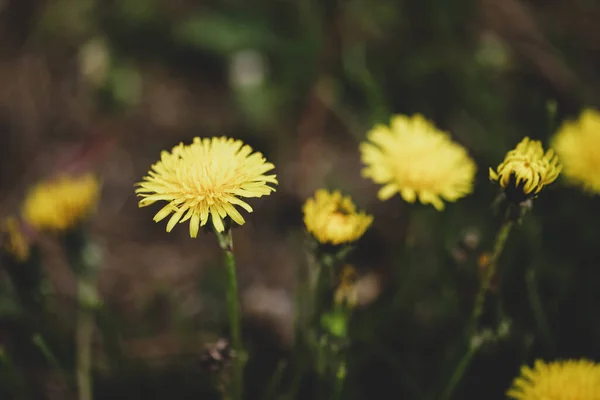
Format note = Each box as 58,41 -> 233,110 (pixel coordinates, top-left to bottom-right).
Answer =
22,173 -> 100,233
489,137 -> 561,201
303,189 -> 373,246
507,359 -> 600,400
551,109 -> 600,194
360,114 -> 477,211
1,217 -> 30,262
136,137 -> 277,237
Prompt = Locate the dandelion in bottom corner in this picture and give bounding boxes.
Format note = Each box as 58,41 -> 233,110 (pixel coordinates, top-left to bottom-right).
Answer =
507,359 -> 600,400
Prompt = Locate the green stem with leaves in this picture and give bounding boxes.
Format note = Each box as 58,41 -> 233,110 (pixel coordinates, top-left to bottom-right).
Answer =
439,219 -> 514,400
217,230 -> 243,400
468,220 -> 514,335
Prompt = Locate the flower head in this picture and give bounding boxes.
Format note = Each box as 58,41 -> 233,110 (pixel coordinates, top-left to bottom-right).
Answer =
22,173 -> 100,233
1,217 -> 30,262
303,190 -> 373,246
136,137 -> 277,237
551,109 -> 600,194
489,137 -> 561,201
507,359 -> 600,400
360,114 -> 477,211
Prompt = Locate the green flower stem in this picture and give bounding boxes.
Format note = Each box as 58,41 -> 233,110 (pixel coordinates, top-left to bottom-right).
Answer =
439,219 -> 514,400
468,220 -> 514,335
66,229 -> 102,400
32,333 -> 66,375
526,268 -> 555,351
76,286 -> 94,400
313,255 -> 333,324
217,230 -> 244,400
75,273 -> 100,400
332,358 -> 347,400
438,343 -> 477,400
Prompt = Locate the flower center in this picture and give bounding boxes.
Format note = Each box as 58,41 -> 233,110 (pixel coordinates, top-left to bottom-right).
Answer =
328,212 -> 348,227
325,210 -> 353,235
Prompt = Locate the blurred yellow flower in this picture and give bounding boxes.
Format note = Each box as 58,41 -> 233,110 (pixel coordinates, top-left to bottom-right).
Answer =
551,109 -> 600,194
360,114 -> 477,211
489,137 -> 561,200
507,359 -> 600,400
303,190 -> 373,246
136,137 -> 277,237
1,217 -> 29,262
22,174 -> 100,233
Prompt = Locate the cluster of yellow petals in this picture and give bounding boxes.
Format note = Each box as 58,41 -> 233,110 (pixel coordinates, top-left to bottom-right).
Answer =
507,359 -> 600,400
1,217 -> 30,262
22,173 -> 100,233
302,189 -> 373,246
360,114 -> 477,211
489,137 -> 561,197
551,109 -> 600,194
136,136 -> 277,237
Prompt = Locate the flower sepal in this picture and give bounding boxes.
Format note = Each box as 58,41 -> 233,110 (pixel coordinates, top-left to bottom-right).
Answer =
492,192 -> 533,224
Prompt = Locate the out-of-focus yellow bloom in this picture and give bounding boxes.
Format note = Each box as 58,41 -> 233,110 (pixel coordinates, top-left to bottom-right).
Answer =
507,359 -> 600,400
1,217 -> 29,262
489,137 -> 561,200
303,190 -> 372,246
360,114 -> 477,211
136,137 -> 277,237
22,174 -> 100,233
334,265 -> 358,307
551,109 -> 600,194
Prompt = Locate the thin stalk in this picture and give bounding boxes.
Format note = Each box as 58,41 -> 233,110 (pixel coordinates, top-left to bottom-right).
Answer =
438,219 -> 514,400
68,231 -> 101,400
332,359 -> 346,400
438,344 -> 477,400
76,284 -> 94,400
33,333 -> 71,384
217,230 -> 243,400
468,220 -> 514,335
526,268 -> 555,352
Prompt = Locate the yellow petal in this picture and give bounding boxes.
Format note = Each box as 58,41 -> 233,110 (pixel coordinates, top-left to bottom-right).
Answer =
190,213 -> 200,238
377,184 -> 398,201
153,204 -> 176,222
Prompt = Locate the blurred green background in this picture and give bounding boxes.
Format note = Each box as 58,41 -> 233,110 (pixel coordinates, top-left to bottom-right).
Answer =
0,0 -> 599,399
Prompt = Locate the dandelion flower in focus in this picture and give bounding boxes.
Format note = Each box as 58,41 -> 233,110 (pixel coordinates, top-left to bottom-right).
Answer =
136,137 -> 277,237
360,114 -> 477,211
22,174 -> 100,233
303,189 -> 373,246
1,217 -> 30,262
507,359 -> 600,400
551,109 -> 600,194
489,137 -> 561,202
